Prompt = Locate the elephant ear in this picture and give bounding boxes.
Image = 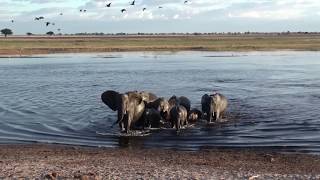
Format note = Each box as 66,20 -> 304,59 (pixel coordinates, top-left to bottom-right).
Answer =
168,95 -> 178,106
201,94 -> 208,104
101,90 -> 120,111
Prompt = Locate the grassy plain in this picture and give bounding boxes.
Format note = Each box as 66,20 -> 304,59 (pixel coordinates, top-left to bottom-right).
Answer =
1,34 -> 320,55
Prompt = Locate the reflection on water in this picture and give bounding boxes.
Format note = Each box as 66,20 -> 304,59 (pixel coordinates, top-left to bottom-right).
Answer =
1,51 -> 320,153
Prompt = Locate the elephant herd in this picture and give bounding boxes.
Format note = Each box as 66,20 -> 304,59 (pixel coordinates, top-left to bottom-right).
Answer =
101,90 -> 228,133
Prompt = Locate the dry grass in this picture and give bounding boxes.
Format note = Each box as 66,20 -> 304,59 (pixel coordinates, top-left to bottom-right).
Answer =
1,35 -> 320,55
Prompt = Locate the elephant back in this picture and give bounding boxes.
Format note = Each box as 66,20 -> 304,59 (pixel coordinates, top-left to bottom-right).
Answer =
140,91 -> 158,103
178,96 -> 191,113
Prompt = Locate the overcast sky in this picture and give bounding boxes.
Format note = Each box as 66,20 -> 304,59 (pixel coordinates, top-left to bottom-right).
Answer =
0,0 -> 319,34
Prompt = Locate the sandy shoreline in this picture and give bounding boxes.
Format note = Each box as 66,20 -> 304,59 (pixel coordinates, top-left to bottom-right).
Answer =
0,144 -> 319,179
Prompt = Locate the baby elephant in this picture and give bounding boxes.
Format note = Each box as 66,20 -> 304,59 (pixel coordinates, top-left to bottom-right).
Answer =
143,108 -> 162,128
188,108 -> 202,123
201,92 -> 228,123
170,105 -> 188,132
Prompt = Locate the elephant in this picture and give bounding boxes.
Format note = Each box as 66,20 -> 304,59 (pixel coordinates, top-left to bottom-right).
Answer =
170,105 -> 188,132
166,95 -> 191,122
101,90 -> 145,133
201,92 -> 228,123
188,108 -> 202,123
168,95 -> 191,113
145,97 -> 170,119
143,108 -> 162,128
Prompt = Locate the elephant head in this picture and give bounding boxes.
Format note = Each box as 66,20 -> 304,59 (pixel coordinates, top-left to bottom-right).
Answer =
166,95 -> 191,121
101,90 -> 145,133
188,108 -> 202,123
169,105 -> 188,132
168,95 -> 191,113
146,97 -> 169,118
201,94 -> 214,122
158,98 -> 170,116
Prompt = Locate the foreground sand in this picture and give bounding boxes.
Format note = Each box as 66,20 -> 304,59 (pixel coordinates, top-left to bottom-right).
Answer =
0,144 -> 319,179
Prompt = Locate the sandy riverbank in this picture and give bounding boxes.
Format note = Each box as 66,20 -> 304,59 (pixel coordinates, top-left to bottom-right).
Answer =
1,35 -> 320,56
0,144 -> 319,179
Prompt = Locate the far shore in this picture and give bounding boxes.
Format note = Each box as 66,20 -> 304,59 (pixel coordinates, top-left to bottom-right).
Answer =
0,144 -> 320,179
1,34 -> 320,56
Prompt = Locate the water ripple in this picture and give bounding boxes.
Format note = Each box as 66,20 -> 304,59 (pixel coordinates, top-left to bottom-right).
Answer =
0,51 -> 320,153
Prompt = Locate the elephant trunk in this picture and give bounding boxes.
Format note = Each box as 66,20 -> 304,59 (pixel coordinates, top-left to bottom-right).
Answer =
172,106 -> 181,132
117,109 -> 125,124
175,117 -> 180,132
208,101 -> 214,123
117,95 -> 128,125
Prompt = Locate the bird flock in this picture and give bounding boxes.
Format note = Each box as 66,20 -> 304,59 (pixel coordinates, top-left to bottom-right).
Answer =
8,0 -> 192,34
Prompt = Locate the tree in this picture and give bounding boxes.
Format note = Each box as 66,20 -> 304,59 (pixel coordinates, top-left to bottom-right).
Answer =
1,28 -> 13,37
46,31 -> 54,36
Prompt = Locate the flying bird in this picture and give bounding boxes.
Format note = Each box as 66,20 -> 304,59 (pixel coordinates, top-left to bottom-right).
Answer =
143,8 -> 146,11
60,13 -> 63,15
57,28 -> 61,31
46,22 -> 50,26
11,20 -> 14,23
106,2 -> 111,7
121,9 -> 127,13
184,1 -> 189,4
52,23 -> 55,26
130,0 -> 135,5
158,6 -> 163,9
35,16 -> 44,20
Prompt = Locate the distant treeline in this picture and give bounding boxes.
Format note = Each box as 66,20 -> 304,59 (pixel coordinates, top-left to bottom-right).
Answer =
64,31 -> 320,36
2,28 -> 320,37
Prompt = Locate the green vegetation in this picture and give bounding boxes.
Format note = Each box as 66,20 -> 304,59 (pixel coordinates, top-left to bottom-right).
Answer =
1,28 -> 13,37
46,31 -> 54,36
1,34 -> 320,55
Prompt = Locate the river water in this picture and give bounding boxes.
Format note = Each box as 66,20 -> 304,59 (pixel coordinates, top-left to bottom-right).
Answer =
0,51 -> 320,153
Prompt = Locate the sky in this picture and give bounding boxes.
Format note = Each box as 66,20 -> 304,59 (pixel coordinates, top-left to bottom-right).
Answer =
0,0 -> 319,34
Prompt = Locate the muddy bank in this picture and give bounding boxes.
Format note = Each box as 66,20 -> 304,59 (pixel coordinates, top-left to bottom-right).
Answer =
0,47 -> 218,56
1,35 -> 320,56
0,144 -> 319,179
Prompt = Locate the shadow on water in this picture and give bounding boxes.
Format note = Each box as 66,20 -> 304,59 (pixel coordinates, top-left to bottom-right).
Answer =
1,51 -> 320,153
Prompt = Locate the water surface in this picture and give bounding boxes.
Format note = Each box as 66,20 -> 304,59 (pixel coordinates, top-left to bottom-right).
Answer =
1,51 -> 320,153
